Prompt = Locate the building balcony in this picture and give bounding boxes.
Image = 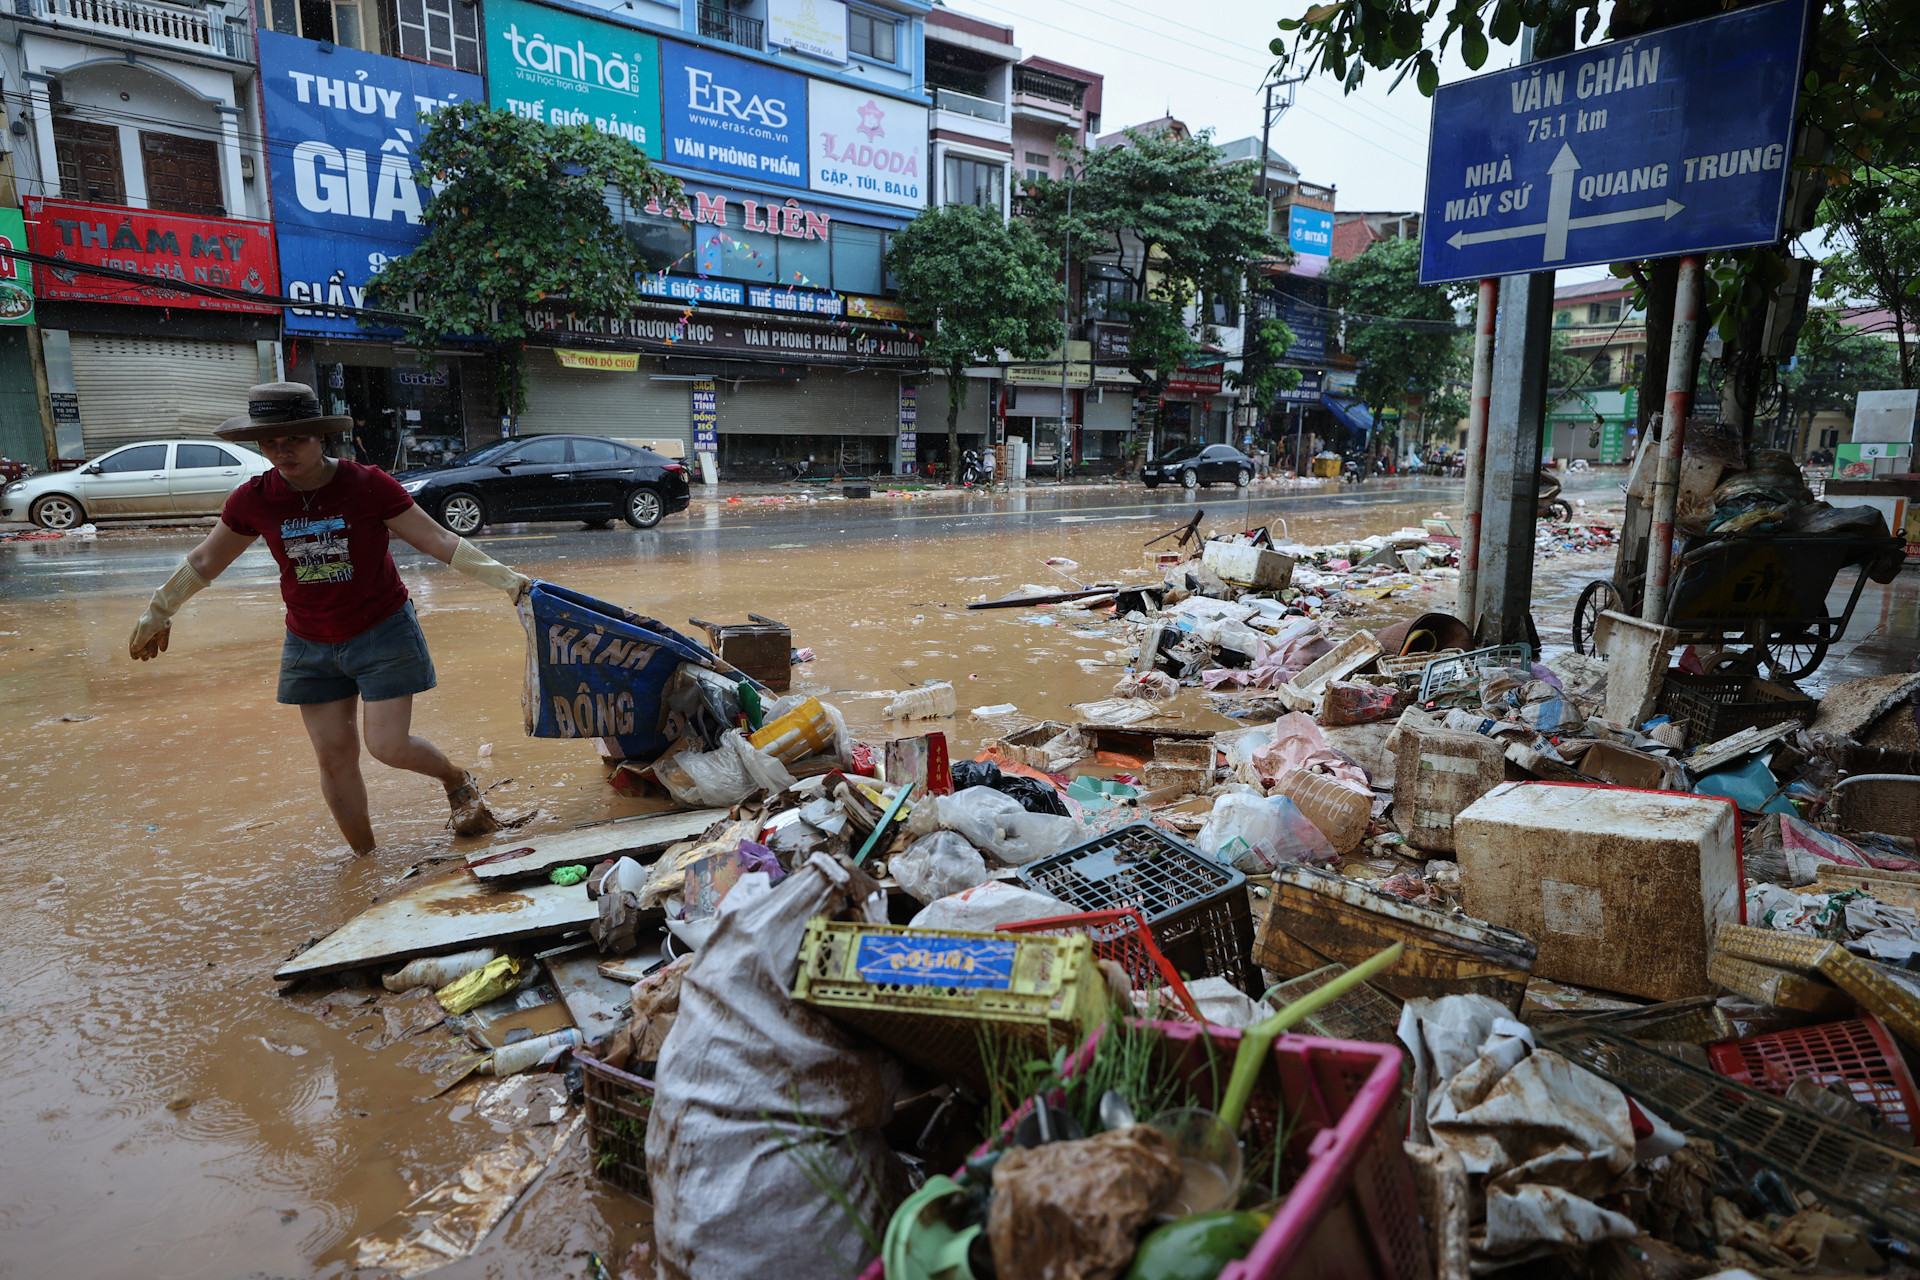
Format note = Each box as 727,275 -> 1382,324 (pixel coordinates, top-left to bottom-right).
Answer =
15,0 -> 248,60
696,4 -> 763,51
932,87 -> 1005,124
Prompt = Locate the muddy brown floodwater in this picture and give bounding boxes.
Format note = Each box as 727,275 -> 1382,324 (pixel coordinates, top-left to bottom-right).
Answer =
0,492 -> 1603,1279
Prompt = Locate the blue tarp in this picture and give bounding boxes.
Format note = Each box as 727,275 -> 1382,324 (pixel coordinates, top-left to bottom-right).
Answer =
522,580 -> 745,763
1320,394 -> 1374,438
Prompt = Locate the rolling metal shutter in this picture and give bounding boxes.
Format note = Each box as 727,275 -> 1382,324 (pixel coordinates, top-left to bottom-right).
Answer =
518,351 -> 690,452
69,334 -> 258,454
912,375 -> 991,438
1084,386 -> 1134,431
716,368 -> 899,436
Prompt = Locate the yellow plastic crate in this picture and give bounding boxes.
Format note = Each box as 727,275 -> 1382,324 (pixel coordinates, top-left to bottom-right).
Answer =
1715,924 -> 1920,1048
791,920 -> 1105,1089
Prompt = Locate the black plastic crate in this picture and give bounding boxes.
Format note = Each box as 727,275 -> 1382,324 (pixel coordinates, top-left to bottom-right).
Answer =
1017,822 -> 1255,993
1656,673 -> 1816,748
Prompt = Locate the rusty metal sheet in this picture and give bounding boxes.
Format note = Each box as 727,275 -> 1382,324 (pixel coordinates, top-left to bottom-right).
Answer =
274,876 -> 597,981
465,808 -> 728,882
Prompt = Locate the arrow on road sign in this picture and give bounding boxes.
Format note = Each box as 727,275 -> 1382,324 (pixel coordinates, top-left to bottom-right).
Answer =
1444,143 -> 1685,261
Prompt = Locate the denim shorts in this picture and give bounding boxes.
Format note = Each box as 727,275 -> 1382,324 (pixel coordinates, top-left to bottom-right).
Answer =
278,600 -> 438,705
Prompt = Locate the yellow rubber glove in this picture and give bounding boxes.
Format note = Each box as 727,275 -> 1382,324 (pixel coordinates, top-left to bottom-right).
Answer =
129,561 -> 210,660
451,537 -> 531,602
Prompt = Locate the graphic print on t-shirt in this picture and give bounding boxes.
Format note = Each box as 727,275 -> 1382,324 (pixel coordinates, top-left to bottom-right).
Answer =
281,516 -> 354,584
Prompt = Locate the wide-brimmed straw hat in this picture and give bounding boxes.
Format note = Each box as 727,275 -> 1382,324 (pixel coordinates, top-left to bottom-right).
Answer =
215,382 -> 352,442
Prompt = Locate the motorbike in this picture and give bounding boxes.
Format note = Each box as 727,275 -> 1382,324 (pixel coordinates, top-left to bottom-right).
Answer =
958,449 -> 985,487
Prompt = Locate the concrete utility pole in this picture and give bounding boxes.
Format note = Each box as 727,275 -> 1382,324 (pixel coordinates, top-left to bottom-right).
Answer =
1469,20 -> 1572,647
1456,278 -> 1499,632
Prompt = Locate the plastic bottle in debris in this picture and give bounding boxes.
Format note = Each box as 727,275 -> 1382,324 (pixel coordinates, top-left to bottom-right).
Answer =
883,682 -> 957,720
381,947 -> 499,993
485,1027 -> 586,1076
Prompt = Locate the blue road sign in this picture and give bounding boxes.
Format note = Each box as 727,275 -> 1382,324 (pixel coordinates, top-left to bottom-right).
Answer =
1420,0 -> 1806,285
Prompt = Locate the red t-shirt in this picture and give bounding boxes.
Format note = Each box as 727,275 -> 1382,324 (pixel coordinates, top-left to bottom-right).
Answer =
222,460 -> 415,643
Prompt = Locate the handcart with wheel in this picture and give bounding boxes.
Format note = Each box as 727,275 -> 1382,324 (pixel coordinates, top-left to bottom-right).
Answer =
1570,531 -> 1904,681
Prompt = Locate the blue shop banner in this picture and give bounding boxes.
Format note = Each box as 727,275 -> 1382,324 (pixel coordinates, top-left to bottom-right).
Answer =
522,580 -> 747,762
258,31 -> 481,337
660,41 -> 807,186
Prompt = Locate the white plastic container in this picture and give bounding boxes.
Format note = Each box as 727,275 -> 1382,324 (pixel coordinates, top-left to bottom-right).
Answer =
381,947 -> 498,993
485,1027 -> 586,1076
882,682 -> 957,719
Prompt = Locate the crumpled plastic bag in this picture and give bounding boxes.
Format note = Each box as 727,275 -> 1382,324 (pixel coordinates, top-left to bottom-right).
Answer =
909,880 -> 1075,931
1249,711 -> 1371,792
1319,680 -> 1401,727
1112,670 -> 1179,701
987,1126 -> 1181,1280
904,787 -> 1090,866
648,854 -> 910,1280
951,759 -> 1070,816
1399,995 -> 1642,1263
889,830 -> 990,905
655,730 -> 797,807
1196,792 -> 1335,873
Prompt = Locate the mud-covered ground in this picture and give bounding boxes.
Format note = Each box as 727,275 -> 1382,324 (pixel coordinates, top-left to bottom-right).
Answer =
0,472 -> 1905,1279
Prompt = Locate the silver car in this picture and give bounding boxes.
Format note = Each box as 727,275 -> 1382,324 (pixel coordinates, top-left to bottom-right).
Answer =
0,440 -> 275,530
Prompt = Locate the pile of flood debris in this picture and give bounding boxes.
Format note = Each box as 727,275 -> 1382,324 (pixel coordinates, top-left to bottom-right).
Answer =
274,517 -> 1920,1280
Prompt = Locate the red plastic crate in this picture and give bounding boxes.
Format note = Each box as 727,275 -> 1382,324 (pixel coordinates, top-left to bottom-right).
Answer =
998,908 -> 1205,1024
860,1023 -> 1428,1280
1706,1014 -> 1919,1144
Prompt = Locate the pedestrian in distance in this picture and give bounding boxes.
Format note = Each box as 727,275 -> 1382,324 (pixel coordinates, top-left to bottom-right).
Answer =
126,382 -> 531,855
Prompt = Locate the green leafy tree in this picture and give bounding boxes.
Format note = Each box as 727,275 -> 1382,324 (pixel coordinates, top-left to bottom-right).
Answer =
1270,0 -> 1920,439
1772,307 -> 1903,454
1023,129 -> 1283,426
885,204 -> 1063,476
1818,169 -> 1920,388
1228,318 -> 1303,432
1325,237 -> 1465,452
365,102 -> 682,417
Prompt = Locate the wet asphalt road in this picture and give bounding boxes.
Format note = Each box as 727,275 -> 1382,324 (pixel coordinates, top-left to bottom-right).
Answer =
0,477 -> 1462,601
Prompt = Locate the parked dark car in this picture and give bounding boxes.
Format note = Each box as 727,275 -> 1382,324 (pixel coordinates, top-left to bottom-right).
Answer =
1142,443 -> 1254,490
396,434 -> 690,533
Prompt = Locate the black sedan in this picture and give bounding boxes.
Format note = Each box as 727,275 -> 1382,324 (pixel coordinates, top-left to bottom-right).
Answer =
396,434 -> 691,533
1142,443 -> 1254,489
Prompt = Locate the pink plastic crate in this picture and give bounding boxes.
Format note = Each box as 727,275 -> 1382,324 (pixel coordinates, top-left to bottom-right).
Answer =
860,1022 -> 1428,1280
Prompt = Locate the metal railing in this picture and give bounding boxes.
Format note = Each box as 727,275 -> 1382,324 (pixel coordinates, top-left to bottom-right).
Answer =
932,87 -> 1005,123
15,0 -> 247,56
696,4 -> 763,50
1013,66 -> 1086,108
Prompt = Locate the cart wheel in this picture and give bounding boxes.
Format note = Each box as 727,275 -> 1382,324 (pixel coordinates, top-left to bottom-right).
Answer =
1761,632 -> 1828,683
1571,579 -> 1622,656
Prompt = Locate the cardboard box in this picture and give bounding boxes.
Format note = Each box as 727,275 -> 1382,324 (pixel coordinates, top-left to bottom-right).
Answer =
1564,740 -> 1675,790
1454,783 -> 1741,1001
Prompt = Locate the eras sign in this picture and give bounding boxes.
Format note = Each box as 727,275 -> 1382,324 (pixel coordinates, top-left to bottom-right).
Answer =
662,42 -> 807,184
808,80 -> 925,209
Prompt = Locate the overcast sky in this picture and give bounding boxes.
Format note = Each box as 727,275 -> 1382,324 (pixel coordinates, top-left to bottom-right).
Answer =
948,0 -> 1616,282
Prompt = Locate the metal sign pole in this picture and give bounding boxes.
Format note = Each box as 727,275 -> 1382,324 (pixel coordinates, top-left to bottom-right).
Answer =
1457,277 -> 1499,630
1643,254 -> 1704,623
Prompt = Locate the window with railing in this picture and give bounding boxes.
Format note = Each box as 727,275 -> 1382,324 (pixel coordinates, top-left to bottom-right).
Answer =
932,88 -> 1005,123
698,4 -> 764,50
1013,66 -> 1086,108
24,0 -> 248,58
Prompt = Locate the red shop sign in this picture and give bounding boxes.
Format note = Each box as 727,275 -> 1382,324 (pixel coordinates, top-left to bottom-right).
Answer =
24,198 -> 278,313
1165,363 -> 1224,394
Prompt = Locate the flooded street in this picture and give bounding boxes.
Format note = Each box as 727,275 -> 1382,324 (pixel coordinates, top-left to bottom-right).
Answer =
0,473 -> 1905,1278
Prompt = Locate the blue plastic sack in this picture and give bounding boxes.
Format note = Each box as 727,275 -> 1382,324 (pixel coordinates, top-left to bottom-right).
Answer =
1692,755 -> 1797,815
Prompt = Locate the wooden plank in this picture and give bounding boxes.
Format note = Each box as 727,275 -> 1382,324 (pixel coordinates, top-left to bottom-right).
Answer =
273,876 -> 597,981
466,808 -> 728,882
543,947 -> 635,1042
1685,722 -> 1797,776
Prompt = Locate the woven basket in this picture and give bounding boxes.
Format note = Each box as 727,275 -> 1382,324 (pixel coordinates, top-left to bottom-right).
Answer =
1830,774 -> 1920,840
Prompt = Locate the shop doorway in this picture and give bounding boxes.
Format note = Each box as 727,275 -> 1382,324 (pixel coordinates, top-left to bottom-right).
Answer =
321,362 -> 467,471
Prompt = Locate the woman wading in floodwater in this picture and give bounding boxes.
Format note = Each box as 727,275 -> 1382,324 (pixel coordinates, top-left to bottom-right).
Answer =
126,382 -> 529,853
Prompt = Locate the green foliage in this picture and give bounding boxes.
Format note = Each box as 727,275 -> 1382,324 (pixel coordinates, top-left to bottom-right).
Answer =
976,1005 -> 1210,1146
1228,319 -> 1304,418
365,102 -> 682,413
1817,169 -> 1920,387
885,204 -> 1063,466
1776,307 -> 1903,419
1325,237 -> 1466,423
1023,128 -> 1283,392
